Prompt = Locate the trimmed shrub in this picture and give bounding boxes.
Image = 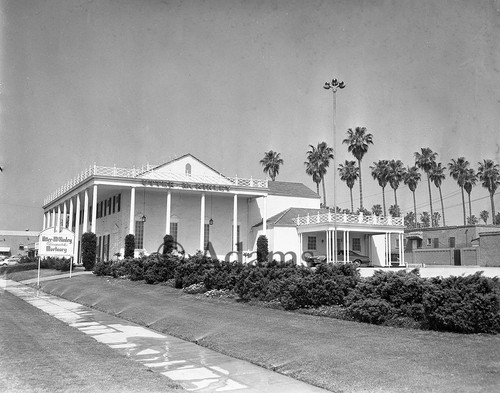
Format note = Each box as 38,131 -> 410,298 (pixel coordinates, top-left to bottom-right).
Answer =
423,273 -> 500,334
81,232 -> 97,271
256,235 -> 269,263
163,234 -> 175,256
124,234 -> 135,259
93,258 -> 112,276
348,299 -> 396,325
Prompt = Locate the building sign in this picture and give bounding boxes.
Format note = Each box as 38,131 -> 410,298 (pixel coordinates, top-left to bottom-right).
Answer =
38,228 -> 75,257
141,179 -> 231,192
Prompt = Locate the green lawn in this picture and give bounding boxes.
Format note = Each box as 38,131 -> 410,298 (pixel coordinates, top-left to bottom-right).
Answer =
22,273 -> 500,393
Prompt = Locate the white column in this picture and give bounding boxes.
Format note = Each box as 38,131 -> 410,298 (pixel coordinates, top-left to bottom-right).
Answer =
345,231 -> 350,263
200,192 -> 206,251
56,205 -> 61,232
325,229 -> 330,262
400,233 -> 405,266
62,201 -> 67,229
129,187 -> 136,235
262,196 -> 267,236
51,209 -> 56,228
42,213 -> 46,230
232,194 -> 238,252
69,197 -> 74,230
74,194 -> 81,264
299,232 -> 303,265
82,189 -> 89,234
91,185 -> 98,233
165,190 -> 171,235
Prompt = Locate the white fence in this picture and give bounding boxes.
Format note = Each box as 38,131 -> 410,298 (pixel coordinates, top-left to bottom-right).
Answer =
293,211 -> 404,227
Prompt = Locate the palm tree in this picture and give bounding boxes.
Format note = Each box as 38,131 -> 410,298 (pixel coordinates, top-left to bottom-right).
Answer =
463,168 -> 477,222
260,150 -> 284,181
305,145 -> 322,196
429,162 -> 446,227
338,160 -> 359,212
342,126 -> 373,209
403,166 -> 421,222
414,148 -> 437,226
477,159 -> 500,224
448,157 -> 470,226
370,160 -> 390,216
387,159 -> 406,209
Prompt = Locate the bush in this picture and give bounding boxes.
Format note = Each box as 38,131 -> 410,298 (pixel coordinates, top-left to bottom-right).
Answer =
39,257 -> 73,271
345,269 -> 429,322
93,258 -> 112,276
423,273 -> 500,334
348,299 -> 396,325
124,234 -> 135,259
81,232 -> 97,271
256,235 -> 269,263
163,234 -> 175,256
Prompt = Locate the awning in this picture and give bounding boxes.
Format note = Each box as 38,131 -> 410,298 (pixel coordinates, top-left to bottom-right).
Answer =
406,232 -> 423,240
0,246 -> 11,253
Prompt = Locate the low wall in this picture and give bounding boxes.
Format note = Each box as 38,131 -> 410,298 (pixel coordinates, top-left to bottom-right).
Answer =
405,247 -> 478,266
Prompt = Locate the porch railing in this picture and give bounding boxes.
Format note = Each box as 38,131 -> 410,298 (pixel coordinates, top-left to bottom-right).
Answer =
292,211 -> 404,227
44,164 -> 268,206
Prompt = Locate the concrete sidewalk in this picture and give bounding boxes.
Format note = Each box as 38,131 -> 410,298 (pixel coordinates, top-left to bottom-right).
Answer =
3,278 -> 328,393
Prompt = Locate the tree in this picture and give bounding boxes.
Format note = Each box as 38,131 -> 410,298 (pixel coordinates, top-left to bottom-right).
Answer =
81,232 -> 97,271
372,204 -> 382,216
429,162 -> 446,226
415,148 -> 437,226
467,215 -> 479,225
163,234 -> 175,256
305,142 -> 333,206
124,234 -> 135,258
388,159 -> 406,208
432,212 -> 441,227
463,167 -> 477,223
403,166 -> 421,223
338,160 -> 359,212
342,126 -> 373,209
370,160 -> 390,216
420,212 -> 431,228
404,211 -> 417,229
477,159 -> 500,225
448,157 -> 470,226
389,204 -> 401,218
480,210 -> 489,224
260,150 -> 284,181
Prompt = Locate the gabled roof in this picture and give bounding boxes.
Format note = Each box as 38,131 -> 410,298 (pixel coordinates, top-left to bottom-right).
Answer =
254,207 -> 328,228
267,181 -> 319,199
150,153 -> 225,177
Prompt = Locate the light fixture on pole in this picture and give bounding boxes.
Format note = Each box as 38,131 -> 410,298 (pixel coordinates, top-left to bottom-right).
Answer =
324,77 -> 346,263
141,189 -> 146,222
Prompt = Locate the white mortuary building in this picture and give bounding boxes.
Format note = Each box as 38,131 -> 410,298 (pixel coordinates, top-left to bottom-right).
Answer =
42,154 -> 404,266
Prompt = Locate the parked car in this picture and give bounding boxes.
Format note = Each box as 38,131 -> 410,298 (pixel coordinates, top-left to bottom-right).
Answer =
337,250 -> 371,266
1,255 -> 22,266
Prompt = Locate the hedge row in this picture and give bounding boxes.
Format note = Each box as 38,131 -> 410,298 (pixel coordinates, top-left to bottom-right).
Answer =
93,254 -> 500,334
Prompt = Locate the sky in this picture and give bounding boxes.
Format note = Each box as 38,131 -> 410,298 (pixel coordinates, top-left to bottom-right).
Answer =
1,0 -> 500,231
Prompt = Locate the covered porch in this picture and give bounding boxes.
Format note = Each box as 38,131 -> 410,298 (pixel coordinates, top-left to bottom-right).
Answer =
293,211 -> 405,267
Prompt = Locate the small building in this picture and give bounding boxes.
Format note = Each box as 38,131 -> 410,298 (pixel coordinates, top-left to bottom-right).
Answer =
0,230 -> 40,259
404,225 -> 500,266
42,153 -> 405,265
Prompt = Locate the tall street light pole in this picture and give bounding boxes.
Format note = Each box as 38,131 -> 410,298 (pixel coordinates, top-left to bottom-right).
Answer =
324,78 -> 345,263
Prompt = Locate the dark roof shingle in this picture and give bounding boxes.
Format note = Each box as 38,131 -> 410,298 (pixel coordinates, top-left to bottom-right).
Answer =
267,181 -> 319,199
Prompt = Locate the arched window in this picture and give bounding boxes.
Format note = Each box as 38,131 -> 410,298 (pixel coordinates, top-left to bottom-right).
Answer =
185,163 -> 191,176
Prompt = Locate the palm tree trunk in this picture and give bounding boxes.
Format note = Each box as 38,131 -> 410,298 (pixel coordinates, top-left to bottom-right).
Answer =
394,189 -> 398,209
349,187 -> 354,213
438,186 -> 446,226
490,191 -> 496,224
467,192 -> 472,223
321,177 -> 327,207
412,191 -> 417,226
358,159 -> 363,210
461,187 -> 466,226
382,186 -> 386,216
316,182 -> 320,196
426,174 -> 434,226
